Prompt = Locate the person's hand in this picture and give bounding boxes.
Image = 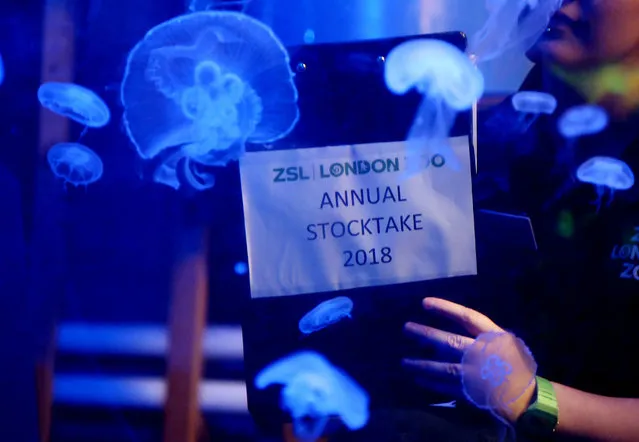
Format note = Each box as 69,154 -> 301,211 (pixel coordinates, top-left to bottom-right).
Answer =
402,297 -> 536,424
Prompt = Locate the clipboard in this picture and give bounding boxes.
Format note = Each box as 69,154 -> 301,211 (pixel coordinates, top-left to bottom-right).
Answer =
241,31 -> 477,435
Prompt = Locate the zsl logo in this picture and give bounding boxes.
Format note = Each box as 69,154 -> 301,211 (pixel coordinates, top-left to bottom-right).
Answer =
272,156 -> 443,183
273,166 -> 311,183
272,158 -> 400,183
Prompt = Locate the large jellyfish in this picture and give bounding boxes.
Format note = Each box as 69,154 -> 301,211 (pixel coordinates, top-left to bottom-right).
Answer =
299,296 -> 354,335
38,82 -> 111,128
576,156 -> 635,209
47,142 -> 104,187
470,0 -> 562,63
121,11 -> 299,190
255,351 -> 369,441
511,91 -> 557,134
384,39 -> 484,175
461,331 -> 537,425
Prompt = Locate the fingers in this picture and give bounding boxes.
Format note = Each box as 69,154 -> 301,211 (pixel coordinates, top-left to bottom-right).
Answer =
422,298 -> 503,337
404,322 -> 474,355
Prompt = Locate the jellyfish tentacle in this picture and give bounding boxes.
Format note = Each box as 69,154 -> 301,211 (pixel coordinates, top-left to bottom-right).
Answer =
607,188 -> 615,207
255,351 -> 369,434
405,96 -> 459,177
182,157 -> 215,190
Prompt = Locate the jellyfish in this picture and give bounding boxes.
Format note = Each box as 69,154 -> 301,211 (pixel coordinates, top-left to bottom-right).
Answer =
152,148 -> 216,190
384,39 -> 484,176
555,104 -> 609,169
576,156 -> 635,209
121,11 -> 299,191
38,82 -> 111,128
0,52 -> 4,87
461,331 -> 537,425
299,296 -> 354,335
255,351 -> 369,441
47,142 -> 104,187
511,91 -> 557,134
470,0 -> 562,63
303,29 -> 316,44
558,104 -> 609,139
234,261 -> 248,275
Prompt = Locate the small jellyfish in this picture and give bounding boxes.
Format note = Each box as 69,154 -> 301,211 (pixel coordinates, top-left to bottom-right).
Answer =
576,156 -> 635,209
558,104 -> 609,139
121,11 -> 299,191
38,82 -> 111,128
384,39 -> 484,175
470,0 -> 562,63
299,296 -> 354,335
555,104 -> 609,170
234,261 -> 248,275
461,331 -> 537,425
512,91 -> 557,116
47,142 -> 104,187
510,91 -> 557,136
303,29 -> 316,44
255,351 -> 369,441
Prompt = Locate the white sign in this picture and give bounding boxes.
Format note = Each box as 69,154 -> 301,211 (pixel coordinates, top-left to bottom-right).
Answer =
240,137 -> 477,298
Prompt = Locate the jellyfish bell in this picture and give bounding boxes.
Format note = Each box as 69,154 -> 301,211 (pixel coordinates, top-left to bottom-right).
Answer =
461,331 -> 537,424
576,156 -> 635,209
38,82 -> 111,128
576,156 -> 635,191
121,11 -> 299,172
299,296 -> 354,335
510,91 -> 557,136
558,104 -> 609,139
511,91 -> 557,115
47,142 -> 104,187
384,38 -> 484,111
255,351 -> 369,435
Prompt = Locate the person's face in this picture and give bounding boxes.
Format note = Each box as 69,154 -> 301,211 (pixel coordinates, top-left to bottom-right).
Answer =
528,0 -> 639,69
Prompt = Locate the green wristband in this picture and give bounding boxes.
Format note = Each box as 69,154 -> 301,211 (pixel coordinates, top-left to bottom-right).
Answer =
516,376 -> 559,439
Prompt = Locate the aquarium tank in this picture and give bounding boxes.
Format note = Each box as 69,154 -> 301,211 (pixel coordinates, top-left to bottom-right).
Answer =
2,0 -> 639,442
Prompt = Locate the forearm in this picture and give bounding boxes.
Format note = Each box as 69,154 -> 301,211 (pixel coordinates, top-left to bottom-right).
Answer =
552,382 -> 639,442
